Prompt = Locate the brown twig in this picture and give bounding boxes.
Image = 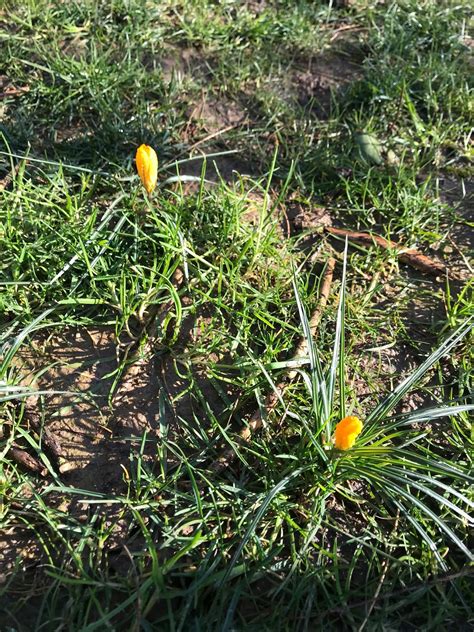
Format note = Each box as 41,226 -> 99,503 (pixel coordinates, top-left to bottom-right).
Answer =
330,26 -> 367,41
8,446 -> 47,476
0,162 -> 21,191
325,226 -> 448,277
290,257 -> 336,377
0,85 -> 30,99
213,257 -> 337,473
162,124 -> 245,171
8,396 -> 64,470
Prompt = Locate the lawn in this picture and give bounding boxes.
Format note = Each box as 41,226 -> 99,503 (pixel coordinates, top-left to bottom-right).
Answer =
0,1 -> 473,630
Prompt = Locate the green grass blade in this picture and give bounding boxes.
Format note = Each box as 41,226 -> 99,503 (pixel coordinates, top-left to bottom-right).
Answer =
328,241 -> 347,433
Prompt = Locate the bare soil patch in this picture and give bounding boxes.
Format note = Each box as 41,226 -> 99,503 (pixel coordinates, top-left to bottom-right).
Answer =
159,46 -> 214,85
13,322 -> 240,492
291,50 -> 363,115
1,316 -> 242,582
436,175 -> 474,276
172,147 -> 255,184
18,329 -> 153,493
159,40 -> 366,182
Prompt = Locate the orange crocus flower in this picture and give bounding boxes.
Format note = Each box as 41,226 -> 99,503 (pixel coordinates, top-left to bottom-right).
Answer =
135,144 -> 158,194
334,416 -> 363,450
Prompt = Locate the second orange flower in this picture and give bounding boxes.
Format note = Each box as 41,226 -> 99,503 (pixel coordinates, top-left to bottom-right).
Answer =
334,416 -> 363,451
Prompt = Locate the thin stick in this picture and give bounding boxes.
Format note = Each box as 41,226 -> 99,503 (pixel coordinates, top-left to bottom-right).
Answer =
325,226 -> 448,277
19,404 -> 65,467
0,85 -> 30,98
290,257 -> 336,378
213,257 -> 336,473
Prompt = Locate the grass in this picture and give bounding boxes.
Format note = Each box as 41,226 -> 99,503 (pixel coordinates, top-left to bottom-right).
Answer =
1,0 -> 473,630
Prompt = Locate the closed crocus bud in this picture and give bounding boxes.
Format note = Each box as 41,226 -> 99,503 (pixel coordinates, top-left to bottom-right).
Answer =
334,416 -> 363,451
135,144 -> 158,194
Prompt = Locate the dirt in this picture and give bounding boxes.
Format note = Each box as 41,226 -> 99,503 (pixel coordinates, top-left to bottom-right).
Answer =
190,96 -> 247,132
17,329 -> 143,488
171,147 -> 255,185
174,89 -> 256,183
159,46 -> 213,85
158,39 -> 366,183
158,49 -> 257,183
11,322 -> 240,492
1,329 -> 135,581
0,310 -> 244,582
291,50 -> 363,115
436,175 -> 474,277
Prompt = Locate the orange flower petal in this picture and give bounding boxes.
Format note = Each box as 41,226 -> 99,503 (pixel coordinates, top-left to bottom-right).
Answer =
136,144 -> 158,194
334,416 -> 363,450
